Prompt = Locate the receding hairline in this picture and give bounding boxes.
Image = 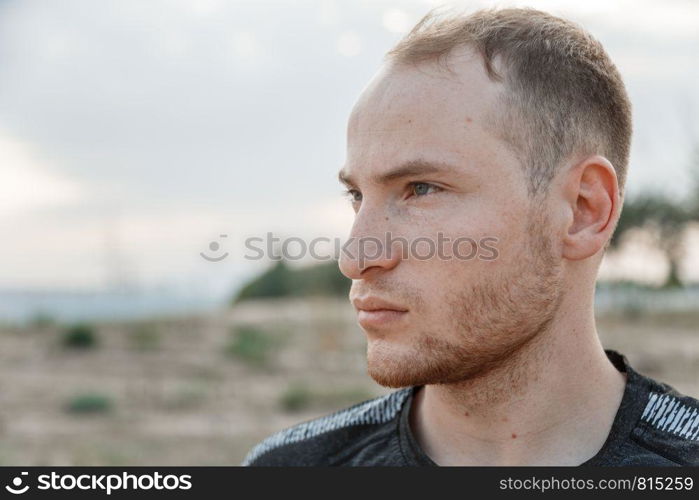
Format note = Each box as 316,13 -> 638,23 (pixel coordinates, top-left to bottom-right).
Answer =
380,6 -> 633,197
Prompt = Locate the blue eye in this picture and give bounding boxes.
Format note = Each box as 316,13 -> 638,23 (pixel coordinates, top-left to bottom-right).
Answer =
345,189 -> 362,203
411,182 -> 439,196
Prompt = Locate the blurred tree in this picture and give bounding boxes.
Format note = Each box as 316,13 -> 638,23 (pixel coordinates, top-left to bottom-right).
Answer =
61,323 -> 99,349
234,260 -> 293,301
610,143 -> 699,287
233,260 -> 350,303
689,143 -> 699,217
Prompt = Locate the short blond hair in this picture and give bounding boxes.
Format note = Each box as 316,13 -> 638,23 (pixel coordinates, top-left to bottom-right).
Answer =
385,7 -> 633,196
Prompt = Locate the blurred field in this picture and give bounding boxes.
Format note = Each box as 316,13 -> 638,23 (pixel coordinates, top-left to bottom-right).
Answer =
0,298 -> 697,465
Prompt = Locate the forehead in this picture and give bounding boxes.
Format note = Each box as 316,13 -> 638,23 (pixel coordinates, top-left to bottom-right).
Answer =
345,48 -> 514,181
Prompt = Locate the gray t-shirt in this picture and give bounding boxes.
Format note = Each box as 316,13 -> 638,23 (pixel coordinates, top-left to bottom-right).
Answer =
242,350 -> 699,466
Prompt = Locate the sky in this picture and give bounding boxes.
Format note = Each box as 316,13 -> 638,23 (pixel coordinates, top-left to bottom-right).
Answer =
0,0 -> 698,298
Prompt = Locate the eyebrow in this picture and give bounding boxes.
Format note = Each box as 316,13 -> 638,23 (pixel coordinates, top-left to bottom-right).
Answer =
338,159 -> 462,188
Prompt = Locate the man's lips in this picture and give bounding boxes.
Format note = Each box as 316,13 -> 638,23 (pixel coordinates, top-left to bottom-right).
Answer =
352,296 -> 408,328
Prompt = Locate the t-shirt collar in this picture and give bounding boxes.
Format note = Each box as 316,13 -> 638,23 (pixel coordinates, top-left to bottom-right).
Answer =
397,349 -> 649,466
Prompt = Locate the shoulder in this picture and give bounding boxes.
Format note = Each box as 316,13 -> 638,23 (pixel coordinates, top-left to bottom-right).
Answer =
241,387 -> 412,466
632,377 -> 699,465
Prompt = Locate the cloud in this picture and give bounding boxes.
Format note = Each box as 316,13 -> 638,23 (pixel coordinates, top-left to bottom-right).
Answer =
0,132 -> 84,216
0,0 -> 697,291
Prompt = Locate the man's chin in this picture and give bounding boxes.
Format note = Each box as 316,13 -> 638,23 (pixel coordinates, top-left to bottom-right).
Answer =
365,336 -> 493,388
366,338 -> 438,388
367,363 -> 418,388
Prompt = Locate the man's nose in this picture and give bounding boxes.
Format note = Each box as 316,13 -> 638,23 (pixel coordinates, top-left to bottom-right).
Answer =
338,211 -> 402,280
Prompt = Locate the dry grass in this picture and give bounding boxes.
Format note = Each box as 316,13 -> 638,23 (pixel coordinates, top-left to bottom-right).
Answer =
0,298 -> 696,465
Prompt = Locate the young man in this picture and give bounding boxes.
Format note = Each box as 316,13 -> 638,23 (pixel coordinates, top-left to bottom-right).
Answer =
242,7 -> 699,466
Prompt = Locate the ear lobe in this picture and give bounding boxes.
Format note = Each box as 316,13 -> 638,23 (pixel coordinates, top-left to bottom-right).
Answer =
562,156 -> 620,261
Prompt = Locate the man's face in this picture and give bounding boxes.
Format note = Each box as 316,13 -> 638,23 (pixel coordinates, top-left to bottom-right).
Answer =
338,49 -> 565,388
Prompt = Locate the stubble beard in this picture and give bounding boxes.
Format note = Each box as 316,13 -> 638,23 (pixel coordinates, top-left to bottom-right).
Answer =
366,208 -> 563,390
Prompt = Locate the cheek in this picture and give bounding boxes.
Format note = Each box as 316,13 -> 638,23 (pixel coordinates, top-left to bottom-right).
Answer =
405,205 -> 519,260
446,200 -> 529,261
397,209 -> 528,295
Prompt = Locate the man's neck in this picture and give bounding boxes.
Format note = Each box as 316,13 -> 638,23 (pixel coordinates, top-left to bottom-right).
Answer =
409,303 -> 627,466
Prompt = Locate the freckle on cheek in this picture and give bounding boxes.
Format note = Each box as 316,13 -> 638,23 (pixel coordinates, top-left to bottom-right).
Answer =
464,411 -> 469,417
511,433 -> 517,439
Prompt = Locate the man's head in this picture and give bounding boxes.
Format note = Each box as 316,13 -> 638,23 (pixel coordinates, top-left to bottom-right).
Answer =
338,7 -> 632,388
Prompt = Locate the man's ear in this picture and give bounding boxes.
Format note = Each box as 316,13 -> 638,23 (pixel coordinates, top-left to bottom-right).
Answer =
561,155 -> 620,261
